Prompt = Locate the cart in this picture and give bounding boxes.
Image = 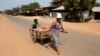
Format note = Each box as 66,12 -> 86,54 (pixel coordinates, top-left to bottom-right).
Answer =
29,27 -> 51,45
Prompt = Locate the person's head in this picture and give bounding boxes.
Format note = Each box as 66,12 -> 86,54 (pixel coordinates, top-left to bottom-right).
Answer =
56,18 -> 61,22
34,19 -> 38,23
56,13 -> 62,22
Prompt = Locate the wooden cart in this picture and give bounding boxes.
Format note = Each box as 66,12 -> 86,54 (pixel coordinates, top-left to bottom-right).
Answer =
29,27 -> 51,45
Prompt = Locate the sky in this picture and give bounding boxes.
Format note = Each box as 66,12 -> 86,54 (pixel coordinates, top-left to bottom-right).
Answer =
97,0 -> 100,3
0,0 -> 51,11
0,0 -> 100,11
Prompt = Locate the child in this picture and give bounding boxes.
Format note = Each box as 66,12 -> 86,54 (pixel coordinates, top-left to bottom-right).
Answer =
29,19 -> 40,36
31,19 -> 40,29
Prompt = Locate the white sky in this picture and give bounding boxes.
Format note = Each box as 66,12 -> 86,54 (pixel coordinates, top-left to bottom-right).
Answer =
0,0 -> 51,11
0,0 -> 100,11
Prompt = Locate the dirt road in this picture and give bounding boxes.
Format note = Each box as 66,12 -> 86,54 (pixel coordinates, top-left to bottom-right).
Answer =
0,14 -> 100,56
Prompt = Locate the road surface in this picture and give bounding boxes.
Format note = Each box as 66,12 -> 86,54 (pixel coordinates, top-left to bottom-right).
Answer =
1,14 -> 100,56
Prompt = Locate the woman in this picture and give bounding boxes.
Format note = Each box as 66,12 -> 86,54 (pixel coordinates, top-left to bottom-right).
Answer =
50,14 -> 64,54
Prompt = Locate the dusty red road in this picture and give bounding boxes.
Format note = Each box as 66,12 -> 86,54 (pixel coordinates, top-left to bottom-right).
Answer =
0,14 -> 100,56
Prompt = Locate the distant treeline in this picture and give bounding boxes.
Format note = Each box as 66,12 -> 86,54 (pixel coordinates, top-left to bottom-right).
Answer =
2,0 -> 100,16
3,2 -> 40,15
95,3 -> 100,6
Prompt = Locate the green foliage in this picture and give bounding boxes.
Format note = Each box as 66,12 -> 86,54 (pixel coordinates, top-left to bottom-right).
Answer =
4,9 -> 13,15
95,3 -> 100,6
21,2 -> 40,13
4,2 -> 40,14
64,0 -> 96,11
29,2 -> 40,10
64,0 -> 80,11
12,7 -> 20,13
4,7 -> 20,15
64,0 -> 96,22
21,5 -> 30,13
80,0 -> 96,11
0,11 -> 3,13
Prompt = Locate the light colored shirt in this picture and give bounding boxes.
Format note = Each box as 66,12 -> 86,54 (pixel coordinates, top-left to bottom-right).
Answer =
52,21 -> 61,30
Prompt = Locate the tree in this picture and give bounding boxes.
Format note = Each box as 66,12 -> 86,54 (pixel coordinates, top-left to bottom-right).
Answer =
64,0 -> 96,22
95,3 -> 100,6
64,0 -> 96,12
21,2 -> 40,13
64,0 -> 80,12
29,2 -> 40,10
12,7 -> 20,13
80,0 -> 96,11
4,7 -> 20,15
4,9 -> 13,15
0,11 -> 3,13
21,5 -> 29,13
4,2 -> 40,15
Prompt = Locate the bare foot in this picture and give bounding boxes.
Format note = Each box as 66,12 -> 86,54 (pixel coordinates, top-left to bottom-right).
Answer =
45,43 -> 51,49
57,52 -> 60,55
